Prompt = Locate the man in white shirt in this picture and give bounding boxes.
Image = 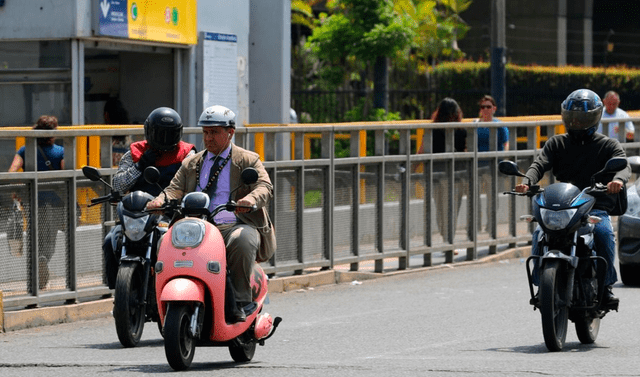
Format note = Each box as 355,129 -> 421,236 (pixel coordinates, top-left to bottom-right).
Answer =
597,91 -> 635,142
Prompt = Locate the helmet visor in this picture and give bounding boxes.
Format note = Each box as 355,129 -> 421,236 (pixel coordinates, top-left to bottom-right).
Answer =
148,126 -> 182,151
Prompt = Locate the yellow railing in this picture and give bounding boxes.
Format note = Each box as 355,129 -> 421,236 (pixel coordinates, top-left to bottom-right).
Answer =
247,115 -> 569,160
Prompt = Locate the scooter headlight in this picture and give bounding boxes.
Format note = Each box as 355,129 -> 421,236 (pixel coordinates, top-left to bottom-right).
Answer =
172,220 -> 206,248
123,215 -> 149,241
540,208 -> 577,230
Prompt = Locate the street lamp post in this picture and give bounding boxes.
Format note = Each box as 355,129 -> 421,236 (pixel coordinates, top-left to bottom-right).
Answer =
491,0 -> 506,116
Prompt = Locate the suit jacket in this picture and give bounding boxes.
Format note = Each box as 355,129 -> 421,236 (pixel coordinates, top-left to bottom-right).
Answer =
162,144 -> 276,262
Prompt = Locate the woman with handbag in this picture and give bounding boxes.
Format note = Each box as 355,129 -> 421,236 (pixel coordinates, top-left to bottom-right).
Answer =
8,115 -> 65,291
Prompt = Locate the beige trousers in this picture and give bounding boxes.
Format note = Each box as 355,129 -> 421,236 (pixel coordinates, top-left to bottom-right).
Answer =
218,223 -> 260,303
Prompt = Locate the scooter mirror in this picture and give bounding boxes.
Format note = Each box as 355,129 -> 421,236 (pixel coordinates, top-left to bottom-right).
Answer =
82,166 -> 102,181
498,160 -> 525,177
241,168 -> 259,185
144,166 -> 161,185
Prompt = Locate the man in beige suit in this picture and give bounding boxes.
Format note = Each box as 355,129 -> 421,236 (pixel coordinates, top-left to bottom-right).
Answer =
146,105 -> 275,322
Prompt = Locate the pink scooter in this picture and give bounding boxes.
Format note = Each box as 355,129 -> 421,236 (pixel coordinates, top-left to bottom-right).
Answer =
147,167 -> 281,371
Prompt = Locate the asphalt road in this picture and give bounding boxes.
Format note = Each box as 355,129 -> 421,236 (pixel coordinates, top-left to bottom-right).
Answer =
1,258 -> 639,376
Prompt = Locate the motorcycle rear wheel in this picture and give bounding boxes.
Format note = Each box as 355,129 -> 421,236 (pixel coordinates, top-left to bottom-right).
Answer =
113,264 -> 145,348
575,316 -> 600,344
164,304 -> 196,371
540,260 -> 569,352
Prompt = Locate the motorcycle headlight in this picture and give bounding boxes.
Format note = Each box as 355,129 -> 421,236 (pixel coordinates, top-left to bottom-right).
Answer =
540,208 -> 577,230
123,215 -> 149,241
172,220 -> 206,248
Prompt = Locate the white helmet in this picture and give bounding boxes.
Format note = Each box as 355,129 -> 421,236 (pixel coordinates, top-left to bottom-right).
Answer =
197,105 -> 236,129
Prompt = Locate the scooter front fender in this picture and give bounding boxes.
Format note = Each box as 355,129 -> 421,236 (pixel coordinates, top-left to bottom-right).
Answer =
160,278 -> 205,303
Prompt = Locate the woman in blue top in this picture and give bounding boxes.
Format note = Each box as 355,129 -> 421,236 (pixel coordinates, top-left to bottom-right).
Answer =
8,115 -> 65,291
475,95 -> 509,233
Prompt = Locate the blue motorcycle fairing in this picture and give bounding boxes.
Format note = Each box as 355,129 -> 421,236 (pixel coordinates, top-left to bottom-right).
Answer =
121,191 -> 155,217
535,182 -> 582,209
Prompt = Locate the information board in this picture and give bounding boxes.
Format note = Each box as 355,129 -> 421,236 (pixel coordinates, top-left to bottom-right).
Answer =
202,32 -> 238,116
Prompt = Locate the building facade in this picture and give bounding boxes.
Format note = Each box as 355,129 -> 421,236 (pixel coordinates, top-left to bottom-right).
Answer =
459,0 -> 640,68
0,0 -> 291,165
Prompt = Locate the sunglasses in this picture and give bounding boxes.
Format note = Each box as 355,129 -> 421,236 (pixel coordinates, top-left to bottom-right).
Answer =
480,105 -> 493,109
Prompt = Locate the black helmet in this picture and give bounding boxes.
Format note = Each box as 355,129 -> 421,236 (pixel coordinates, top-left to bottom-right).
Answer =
561,89 -> 603,140
144,107 -> 183,151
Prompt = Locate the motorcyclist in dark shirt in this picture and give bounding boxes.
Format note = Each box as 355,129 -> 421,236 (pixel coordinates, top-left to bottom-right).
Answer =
103,107 -> 196,289
514,89 -> 630,305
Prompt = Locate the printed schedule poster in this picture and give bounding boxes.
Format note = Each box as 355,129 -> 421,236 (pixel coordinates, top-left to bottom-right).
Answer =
202,32 -> 238,115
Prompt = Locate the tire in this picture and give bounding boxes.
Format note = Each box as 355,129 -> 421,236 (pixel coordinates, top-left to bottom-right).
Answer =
164,304 -> 196,371
539,260 -> 569,352
229,341 -> 256,362
619,263 -> 640,286
113,264 -> 145,348
575,316 -> 601,344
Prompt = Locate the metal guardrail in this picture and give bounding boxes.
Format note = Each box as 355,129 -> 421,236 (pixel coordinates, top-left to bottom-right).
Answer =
0,116 -> 639,310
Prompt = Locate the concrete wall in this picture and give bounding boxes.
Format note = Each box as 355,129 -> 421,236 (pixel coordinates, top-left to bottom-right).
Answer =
248,0 -> 291,124
0,0 -> 79,39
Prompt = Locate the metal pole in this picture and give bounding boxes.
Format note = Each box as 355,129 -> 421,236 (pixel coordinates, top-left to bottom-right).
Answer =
491,0 -> 506,116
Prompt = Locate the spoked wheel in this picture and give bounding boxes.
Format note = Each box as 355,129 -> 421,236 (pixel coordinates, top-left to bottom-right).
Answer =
229,339 -> 256,362
113,264 -> 145,348
575,316 -> 601,344
164,304 -> 196,371
539,260 -> 569,352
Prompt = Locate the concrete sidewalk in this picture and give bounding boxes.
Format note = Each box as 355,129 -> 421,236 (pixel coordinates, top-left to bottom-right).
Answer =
0,246 -> 531,333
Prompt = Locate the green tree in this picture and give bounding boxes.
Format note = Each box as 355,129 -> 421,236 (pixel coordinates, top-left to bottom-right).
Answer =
394,0 -> 472,69
306,0 -> 415,113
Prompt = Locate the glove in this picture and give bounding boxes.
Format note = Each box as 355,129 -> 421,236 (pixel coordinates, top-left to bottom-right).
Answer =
136,149 -> 157,171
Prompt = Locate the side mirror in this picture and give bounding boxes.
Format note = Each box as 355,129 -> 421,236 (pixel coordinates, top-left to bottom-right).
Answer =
82,166 -> 102,181
602,157 -> 628,173
241,168 -> 259,185
591,157 -> 628,186
498,160 -> 526,177
143,166 -> 161,185
82,165 -> 112,189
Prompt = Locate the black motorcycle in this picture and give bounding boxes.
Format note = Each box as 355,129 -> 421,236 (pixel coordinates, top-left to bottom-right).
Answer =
499,157 -> 627,351
83,166 -> 165,347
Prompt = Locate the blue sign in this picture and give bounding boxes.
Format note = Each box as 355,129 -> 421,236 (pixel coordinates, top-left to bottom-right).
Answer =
98,0 -> 128,38
204,33 -> 238,43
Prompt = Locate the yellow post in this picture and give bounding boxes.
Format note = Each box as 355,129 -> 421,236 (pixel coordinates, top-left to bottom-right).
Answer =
414,129 -> 425,199
359,130 -> 367,204
76,137 -> 88,169
255,133 -> 265,161
88,136 -> 101,168
415,129 -> 424,153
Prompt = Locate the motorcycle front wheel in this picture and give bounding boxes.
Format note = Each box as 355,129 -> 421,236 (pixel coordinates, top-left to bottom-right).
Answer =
540,259 -> 569,352
164,304 -> 196,371
113,264 -> 145,348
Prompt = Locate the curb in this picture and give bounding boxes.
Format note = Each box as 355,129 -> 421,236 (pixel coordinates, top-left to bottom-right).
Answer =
1,247 -> 531,332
